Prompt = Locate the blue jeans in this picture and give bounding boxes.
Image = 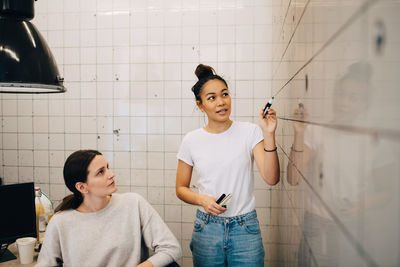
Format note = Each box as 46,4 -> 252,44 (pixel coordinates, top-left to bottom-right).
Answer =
190,209 -> 265,267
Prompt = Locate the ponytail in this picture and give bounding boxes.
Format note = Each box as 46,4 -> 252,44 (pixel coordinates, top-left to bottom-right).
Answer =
55,193 -> 83,212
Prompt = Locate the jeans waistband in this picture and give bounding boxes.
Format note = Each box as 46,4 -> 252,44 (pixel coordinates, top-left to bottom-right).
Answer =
196,209 -> 258,224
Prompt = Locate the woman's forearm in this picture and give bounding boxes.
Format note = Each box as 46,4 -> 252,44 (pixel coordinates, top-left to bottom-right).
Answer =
263,151 -> 280,185
176,186 -> 205,206
263,132 -> 280,185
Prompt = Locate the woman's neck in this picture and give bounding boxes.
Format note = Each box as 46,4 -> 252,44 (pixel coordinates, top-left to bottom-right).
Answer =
204,119 -> 233,134
77,195 -> 111,213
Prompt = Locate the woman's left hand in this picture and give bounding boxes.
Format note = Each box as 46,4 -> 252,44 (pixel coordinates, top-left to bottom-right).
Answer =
136,260 -> 153,267
258,108 -> 277,134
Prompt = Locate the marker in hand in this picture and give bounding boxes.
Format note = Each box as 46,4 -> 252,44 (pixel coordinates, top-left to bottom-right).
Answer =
219,194 -> 231,206
216,194 -> 226,204
263,96 -> 274,118
216,193 -> 232,208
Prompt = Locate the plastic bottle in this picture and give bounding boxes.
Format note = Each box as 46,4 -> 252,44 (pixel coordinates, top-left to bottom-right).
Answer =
39,189 -> 54,223
34,187 -> 47,235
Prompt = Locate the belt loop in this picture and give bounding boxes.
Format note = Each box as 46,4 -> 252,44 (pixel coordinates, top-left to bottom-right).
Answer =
204,213 -> 209,224
239,214 -> 244,225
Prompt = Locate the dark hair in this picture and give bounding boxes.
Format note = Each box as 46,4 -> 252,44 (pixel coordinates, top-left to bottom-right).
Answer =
191,64 -> 228,103
55,150 -> 102,212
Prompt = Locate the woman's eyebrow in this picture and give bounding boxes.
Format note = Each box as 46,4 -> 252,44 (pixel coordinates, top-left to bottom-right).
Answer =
206,88 -> 228,95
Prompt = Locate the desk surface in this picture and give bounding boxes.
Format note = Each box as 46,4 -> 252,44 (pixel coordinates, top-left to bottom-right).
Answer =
0,243 -> 38,267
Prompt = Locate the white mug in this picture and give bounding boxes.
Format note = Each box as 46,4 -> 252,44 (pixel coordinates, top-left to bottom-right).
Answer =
16,237 -> 36,264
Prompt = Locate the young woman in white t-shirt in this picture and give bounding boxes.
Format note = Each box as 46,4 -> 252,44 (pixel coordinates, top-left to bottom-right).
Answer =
176,64 -> 280,267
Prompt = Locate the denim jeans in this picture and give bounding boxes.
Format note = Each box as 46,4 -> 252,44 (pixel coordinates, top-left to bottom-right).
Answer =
190,209 -> 265,267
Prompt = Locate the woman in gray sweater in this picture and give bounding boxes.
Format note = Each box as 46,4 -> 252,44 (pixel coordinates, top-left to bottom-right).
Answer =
35,150 -> 182,267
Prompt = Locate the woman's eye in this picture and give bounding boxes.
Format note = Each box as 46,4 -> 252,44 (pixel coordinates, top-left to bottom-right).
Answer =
98,169 -> 104,175
207,96 -> 215,100
223,92 -> 229,96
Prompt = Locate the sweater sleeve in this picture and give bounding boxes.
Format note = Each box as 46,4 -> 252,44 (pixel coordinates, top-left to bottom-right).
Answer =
34,216 -> 63,267
137,195 -> 182,267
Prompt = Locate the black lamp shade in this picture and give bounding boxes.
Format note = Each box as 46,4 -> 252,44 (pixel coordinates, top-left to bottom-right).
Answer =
0,0 -> 66,94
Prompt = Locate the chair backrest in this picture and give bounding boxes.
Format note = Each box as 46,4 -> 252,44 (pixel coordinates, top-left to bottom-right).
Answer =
140,236 -> 149,262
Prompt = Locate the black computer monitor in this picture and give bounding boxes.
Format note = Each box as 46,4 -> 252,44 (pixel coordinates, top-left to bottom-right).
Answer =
0,182 -> 37,263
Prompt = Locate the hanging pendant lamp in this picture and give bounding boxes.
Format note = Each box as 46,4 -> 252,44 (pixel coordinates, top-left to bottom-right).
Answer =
0,0 -> 66,94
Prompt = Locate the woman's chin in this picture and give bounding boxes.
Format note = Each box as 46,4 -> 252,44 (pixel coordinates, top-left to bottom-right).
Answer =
110,185 -> 118,194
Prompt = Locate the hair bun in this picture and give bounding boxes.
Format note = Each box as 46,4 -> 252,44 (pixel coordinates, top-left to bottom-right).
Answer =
195,64 -> 215,80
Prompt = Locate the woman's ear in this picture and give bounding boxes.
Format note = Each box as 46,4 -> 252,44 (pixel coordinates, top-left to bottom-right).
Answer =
75,182 -> 88,194
196,100 -> 204,112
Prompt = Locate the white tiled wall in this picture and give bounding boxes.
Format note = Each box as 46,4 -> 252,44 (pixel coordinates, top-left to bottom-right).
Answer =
273,0 -> 400,266
0,0 -> 277,266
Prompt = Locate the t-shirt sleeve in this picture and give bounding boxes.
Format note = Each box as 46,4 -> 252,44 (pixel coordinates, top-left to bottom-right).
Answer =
176,134 -> 194,166
249,123 -> 264,150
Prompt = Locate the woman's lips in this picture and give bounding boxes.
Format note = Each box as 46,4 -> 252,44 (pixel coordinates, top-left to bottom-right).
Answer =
217,109 -> 228,114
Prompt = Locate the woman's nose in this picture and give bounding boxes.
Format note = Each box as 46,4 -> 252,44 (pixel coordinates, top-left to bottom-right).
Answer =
107,169 -> 114,179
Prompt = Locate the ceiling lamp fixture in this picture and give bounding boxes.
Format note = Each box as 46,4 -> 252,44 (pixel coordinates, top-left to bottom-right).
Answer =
0,0 -> 66,94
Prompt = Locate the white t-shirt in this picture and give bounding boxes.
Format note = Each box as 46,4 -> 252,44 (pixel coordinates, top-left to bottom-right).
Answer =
177,121 -> 264,217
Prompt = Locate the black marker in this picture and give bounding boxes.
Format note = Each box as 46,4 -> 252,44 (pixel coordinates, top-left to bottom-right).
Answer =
263,96 -> 274,118
216,194 -> 226,204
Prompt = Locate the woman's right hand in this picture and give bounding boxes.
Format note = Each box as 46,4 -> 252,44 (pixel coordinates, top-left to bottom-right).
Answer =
198,194 -> 226,216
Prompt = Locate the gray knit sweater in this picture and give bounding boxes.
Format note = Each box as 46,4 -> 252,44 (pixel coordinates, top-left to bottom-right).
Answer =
35,193 -> 182,267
